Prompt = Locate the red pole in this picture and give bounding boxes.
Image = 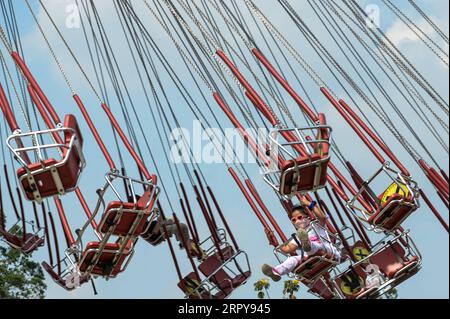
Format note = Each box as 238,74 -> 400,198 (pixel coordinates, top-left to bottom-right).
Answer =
11,52 -> 61,125
321,87 -> 386,166
48,211 -> 62,275
245,179 -> 288,242
213,92 -> 270,166
207,186 -> 240,251
338,98 -> 410,176
101,103 -> 152,181
0,83 -> 20,131
41,203 -> 54,266
73,95 -> 116,171
216,50 -> 278,126
419,189 -> 449,233
54,197 -> 75,247
180,183 -> 200,243
228,167 -> 279,247
251,48 -> 319,122
173,214 -> 201,280
158,202 -> 183,282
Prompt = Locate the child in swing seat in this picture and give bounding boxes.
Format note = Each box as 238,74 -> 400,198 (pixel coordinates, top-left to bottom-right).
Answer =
262,196 -> 341,282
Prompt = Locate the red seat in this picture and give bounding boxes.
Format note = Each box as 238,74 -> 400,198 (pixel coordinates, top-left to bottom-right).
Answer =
279,114 -> 330,195
98,187 -> 158,237
295,250 -> 336,281
0,228 -> 44,255
308,273 -> 336,299
42,261 -> 90,291
368,193 -> 416,231
178,272 -> 214,299
198,247 -> 250,298
369,242 -> 419,280
78,240 -> 133,277
334,265 -> 367,299
17,115 -> 84,202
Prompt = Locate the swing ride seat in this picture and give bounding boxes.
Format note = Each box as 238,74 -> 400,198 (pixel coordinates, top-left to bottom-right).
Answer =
369,242 -> 420,282
368,193 -> 417,232
334,265 -> 370,299
78,240 -> 134,278
307,273 -> 337,299
178,272 -> 215,299
198,246 -> 251,298
0,228 -> 44,255
42,261 -> 91,291
278,113 -> 331,196
97,186 -> 159,237
294,249 -> 338,283
16,114 -> 85,202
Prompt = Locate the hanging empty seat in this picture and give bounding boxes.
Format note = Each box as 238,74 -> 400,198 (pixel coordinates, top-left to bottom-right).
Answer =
307,273 -> 337,299
0,225 -> 44,255
97,184 -> 159,238
198,246 -> 251,298
347,163 -> 420,232
178,272 -> 215,299
177,247 -> 251,300
264,113 -> 331,197
77,240 -> 134,278
10,114 -> 85,203
369,241 -> 420,284
368,193 -> 417,232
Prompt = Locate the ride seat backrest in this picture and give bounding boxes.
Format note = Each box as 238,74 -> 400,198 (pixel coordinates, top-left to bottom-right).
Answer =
79,240 -> 133,277
178,272 -> 212,299
17,115 -> 84,201
296,250 -> 335,280
63,114 -> 83,149
280,155 -> 330,194
369,194 -> 415,230
98,187 -> 157,237
198,246 -> 249,295
369,242 -> 415,279
0,227 -> 44,254
315,113 -> 330,156
308,273 -> 335,299
335,265 -> 367,299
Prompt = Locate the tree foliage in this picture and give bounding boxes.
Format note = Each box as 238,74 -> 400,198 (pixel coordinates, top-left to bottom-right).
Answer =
0,245 -> 47,299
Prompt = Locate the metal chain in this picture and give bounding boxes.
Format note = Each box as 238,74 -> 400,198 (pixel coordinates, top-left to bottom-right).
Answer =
381,0 -> 449,65
25,0 -> 75,96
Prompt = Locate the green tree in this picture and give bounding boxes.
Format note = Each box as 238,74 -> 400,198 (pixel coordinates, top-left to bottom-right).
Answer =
254,278 -> 271,299
283,279 -> 300,299
0,245 -> 47,299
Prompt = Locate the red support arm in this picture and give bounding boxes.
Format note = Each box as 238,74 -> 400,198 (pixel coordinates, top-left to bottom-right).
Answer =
12,52 -> 61,125
321,87 -> 387,166
54,197 -> 75,248
228,167 -> 279,247
101,103 -> 153,182
338,98 -> 410,176
73,95 -> 116,171
419,189 -> 449,233
245,179 -> 288,243
251,48 -> 319,122
213,92 -> 270,167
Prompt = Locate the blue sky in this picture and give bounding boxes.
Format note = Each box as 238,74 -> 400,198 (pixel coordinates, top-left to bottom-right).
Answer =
0,0 -> 448,299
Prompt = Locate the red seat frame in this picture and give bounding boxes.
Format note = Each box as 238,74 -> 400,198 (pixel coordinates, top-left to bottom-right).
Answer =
368,193 -> 417,231
278,114 -> 331,195
294,250 -> 337,283
17,115 -> 84,202
97,186 -> 158,237
198,246 -> 251,298
78,240 -> 133,277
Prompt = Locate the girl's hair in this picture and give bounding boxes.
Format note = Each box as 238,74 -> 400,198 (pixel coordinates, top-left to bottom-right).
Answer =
288,205 -> 308,219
